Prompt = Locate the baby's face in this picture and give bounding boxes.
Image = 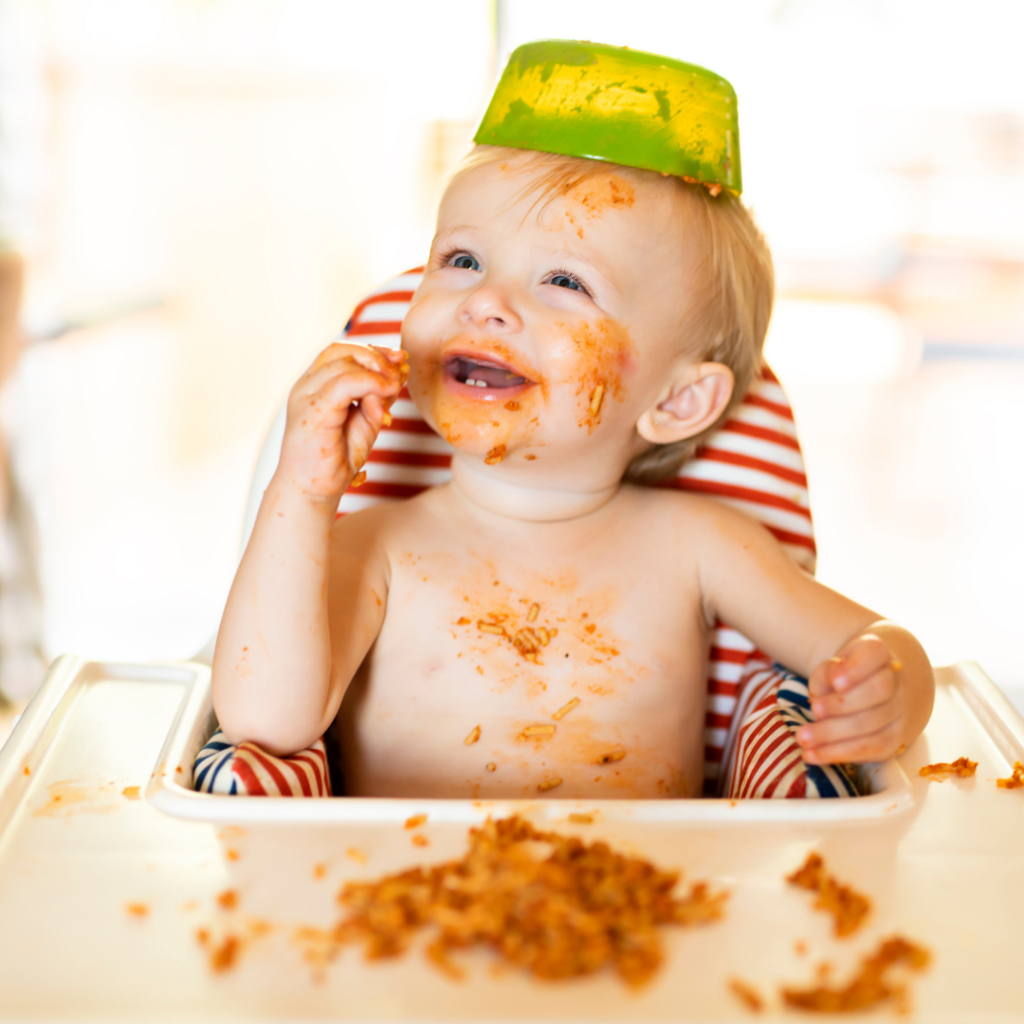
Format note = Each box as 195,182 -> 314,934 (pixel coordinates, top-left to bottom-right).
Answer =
402,151 -> 697,488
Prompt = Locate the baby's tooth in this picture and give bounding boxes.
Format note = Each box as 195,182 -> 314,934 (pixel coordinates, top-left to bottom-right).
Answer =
466,378 -> 477,386
476,380 -> 487,387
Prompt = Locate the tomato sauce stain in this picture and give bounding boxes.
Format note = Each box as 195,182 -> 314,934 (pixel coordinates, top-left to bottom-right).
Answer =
562,319 -> 636,433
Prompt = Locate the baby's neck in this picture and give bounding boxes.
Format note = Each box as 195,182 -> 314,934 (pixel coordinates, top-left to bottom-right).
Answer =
449,456 -> 621,524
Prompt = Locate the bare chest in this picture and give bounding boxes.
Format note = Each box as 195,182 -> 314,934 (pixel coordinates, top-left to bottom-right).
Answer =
337,507 -> 709,798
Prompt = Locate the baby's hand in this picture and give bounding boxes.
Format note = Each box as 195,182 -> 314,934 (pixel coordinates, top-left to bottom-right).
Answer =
798,634 -> 907,765
279,343 -> 408,503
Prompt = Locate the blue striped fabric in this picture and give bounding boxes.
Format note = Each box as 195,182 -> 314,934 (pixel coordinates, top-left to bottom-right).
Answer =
775,670 -> 860,798
193,733 -> 239,795
192,729 -> 332,796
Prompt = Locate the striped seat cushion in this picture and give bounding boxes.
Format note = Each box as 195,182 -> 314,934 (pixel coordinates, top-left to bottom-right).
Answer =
719,665 -> 859,799
193,730 -> 331,796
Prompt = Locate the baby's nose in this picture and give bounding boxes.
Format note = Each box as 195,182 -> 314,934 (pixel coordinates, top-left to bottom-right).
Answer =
458,283 -> 523,332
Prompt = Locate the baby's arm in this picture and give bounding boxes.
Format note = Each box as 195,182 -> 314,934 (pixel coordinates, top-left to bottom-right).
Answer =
694,501 -> 934,764
211,343 -> 405,754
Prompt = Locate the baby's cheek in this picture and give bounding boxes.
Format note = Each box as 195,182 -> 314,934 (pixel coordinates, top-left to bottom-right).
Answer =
557,318 -> 638,434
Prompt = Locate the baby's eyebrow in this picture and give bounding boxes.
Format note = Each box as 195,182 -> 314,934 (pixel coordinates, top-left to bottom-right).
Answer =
431,225 -> 479,247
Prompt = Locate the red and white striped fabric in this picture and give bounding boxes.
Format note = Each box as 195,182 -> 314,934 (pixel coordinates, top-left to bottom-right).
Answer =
337,269 -> 817,797
719,665 -> 858,799
193,729 -> 332,796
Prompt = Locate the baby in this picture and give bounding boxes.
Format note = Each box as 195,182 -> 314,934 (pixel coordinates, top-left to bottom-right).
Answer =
211,143 -> 934,799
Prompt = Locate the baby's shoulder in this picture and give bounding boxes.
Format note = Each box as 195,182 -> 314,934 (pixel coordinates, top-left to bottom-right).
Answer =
619,482 -> 739,525
621,483 -> 781,560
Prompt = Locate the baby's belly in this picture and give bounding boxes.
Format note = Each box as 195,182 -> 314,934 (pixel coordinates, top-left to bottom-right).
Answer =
336,659 -> 705,799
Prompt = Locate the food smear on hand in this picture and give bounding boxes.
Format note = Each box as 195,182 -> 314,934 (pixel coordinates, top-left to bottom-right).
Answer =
125,902 -> 149,917
350,470 -> 367,488
334,815 -> 727,987
537,777 -> 563,792
786,853 -> 870,937
484,444 -> 506,465
464,725 -> 481,746
404,813 -> 428,830
918,757 -> 977,779
996,761 -> 1024,789
780,936 -> 930,1013
589,383 -> 605,421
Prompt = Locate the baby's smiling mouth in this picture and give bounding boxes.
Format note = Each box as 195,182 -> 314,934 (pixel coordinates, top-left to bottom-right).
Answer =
445,354 -> 532,391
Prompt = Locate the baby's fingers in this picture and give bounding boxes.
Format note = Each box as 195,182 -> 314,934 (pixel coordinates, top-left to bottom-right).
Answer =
303,363 -> 399,418
305,342 -> 401,385
810,665 -> 897,720
343,392 -> 385,471
808,658 -> 839,698
797,702 -> 898,758
800,720 -> 903,766
830,633 -> 893,692
369,345 -> 409,371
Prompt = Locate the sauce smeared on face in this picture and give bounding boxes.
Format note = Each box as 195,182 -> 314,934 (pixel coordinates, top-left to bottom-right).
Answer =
564,319 -> 637,433
551,174 -> 637,240
411,336 -> 545,455
568,174 -> 636,217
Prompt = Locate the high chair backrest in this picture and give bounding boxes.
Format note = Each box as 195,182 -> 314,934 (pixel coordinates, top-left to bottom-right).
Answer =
243,270 -> 816,795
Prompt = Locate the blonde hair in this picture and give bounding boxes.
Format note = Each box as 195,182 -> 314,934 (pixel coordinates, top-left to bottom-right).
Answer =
448,146 -> 775,483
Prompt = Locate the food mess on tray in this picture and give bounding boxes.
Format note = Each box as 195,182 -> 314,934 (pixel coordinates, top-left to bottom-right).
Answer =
780,936 -> 931,1014
996,761 -> 1024,789
335,815 -> 727,986
918,757 -> 977,779
785,853 -> 871,937
727,976 -> 765,1012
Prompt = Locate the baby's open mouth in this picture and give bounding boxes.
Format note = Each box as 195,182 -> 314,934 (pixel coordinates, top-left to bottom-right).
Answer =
444,355 -> 531,391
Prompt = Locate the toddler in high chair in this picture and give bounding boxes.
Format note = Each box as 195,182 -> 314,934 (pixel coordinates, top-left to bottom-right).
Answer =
211,46 -> 934,800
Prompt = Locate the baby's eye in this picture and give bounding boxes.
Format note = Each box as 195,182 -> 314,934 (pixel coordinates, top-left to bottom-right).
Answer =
447,253 -> 481,271
546,271 -> 590,296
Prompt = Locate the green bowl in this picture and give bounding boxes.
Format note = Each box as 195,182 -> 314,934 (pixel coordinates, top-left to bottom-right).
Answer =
474,39 -> 741,195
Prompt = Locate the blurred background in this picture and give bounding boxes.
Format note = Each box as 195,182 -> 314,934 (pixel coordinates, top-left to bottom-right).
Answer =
0,0 -> 1022,724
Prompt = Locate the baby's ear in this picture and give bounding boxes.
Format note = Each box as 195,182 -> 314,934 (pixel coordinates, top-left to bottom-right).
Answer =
636,362 -> 735,445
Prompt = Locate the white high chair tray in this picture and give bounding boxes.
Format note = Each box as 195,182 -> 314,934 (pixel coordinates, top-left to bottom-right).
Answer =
0,657 -> 1021,1022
